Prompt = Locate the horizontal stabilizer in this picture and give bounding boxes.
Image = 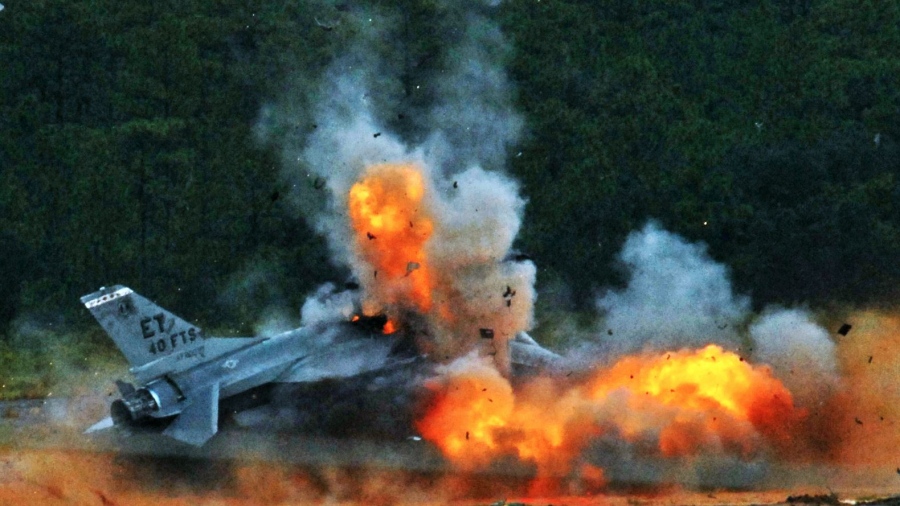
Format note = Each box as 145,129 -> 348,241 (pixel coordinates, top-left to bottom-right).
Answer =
162,383 -> 219,446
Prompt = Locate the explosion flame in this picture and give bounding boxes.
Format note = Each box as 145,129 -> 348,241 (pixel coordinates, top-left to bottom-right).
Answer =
416,345 -> 804,494
349,163 -> 435,315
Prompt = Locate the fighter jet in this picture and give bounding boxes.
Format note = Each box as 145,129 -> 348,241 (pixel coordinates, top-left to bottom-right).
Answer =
83,285 -> 561,446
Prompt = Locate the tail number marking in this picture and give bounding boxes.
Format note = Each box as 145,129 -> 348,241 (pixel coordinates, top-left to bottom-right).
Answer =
148,328 -> 200,355
140,313 -> 174,339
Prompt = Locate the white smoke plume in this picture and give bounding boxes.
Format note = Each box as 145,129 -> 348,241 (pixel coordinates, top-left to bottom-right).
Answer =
299,282 -> 355,327
595,221 -> 750,358
749,307 -> 838,406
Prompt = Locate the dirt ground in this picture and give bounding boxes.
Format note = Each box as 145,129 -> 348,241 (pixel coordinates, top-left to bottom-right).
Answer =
1,398 -> 898,506
0,443 -> 898,506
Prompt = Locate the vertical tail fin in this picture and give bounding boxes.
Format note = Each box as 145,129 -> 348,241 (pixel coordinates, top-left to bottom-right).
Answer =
81,285 -> 204,371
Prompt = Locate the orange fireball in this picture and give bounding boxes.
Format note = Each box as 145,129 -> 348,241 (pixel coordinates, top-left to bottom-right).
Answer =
417,345 -> 806,490
589,344 -> 793,421
588,344 -> 803,456
348,163 -> 435,312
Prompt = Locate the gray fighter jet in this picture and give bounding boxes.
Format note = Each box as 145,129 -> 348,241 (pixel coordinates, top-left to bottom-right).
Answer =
83,285 -> 561,446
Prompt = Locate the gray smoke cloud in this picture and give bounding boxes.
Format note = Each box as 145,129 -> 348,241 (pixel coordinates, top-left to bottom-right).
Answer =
423,8 -> 522,174
749,307 -> 838,406
589,220 -> 840,411
300,282 -> 355,327
257,0 -> 532,362
595,221 -> 750,358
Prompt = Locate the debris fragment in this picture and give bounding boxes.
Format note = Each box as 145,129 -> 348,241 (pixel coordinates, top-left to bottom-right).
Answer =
480,328 -> 494,339
406,261 -> 420,275
466,431 -> 469,440
838,323 -> 852,336
313,177 -> 326,189
407,436 -> 422,441
367,232 -> 376,240
453,181 -> 458,189
607,329 -> 613,335
397,113 -> 405,120
373,132 -> 382,138
855,417 -> 863,425
270,190 -> 280,202
869,356 -> 873,364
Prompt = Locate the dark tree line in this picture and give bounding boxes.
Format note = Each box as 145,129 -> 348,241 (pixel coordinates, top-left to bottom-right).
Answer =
500,0 -> 900,309
1,0 -> 900,337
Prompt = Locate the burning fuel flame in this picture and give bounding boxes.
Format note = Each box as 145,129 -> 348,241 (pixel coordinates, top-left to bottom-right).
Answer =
417,345 -> 804,492
349,163 -> 435,314
344,160 -> 535,364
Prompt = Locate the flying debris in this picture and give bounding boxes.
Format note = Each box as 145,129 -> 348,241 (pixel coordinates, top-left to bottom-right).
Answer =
82,285 -> 562,446
838,323 -> 852,336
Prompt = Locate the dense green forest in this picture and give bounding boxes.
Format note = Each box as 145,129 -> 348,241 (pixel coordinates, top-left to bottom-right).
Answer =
1,0 -> 899,341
